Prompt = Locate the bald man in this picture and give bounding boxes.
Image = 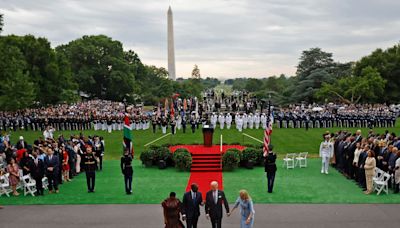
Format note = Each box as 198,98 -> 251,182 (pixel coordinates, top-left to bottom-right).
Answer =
205,181 -> 229,228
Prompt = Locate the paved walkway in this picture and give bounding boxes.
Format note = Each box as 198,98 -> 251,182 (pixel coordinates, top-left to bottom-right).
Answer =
1,204 -> 399,228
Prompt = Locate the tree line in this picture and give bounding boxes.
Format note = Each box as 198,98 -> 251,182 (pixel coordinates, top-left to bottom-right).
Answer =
225,45 -> 399,105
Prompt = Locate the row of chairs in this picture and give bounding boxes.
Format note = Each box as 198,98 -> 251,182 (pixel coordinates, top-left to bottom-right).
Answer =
0,170 -> 48,197
373,167 -> 392,195
282,152 -> 308,169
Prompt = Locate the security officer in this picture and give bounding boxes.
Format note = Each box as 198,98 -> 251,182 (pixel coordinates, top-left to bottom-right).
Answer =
83,145 -> 97,193
120,148 -> 133,195
264,144 -> 277,193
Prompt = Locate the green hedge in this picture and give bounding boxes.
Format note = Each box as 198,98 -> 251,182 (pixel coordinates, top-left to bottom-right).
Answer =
222,148 -> 240,171
173,148 -> 192,171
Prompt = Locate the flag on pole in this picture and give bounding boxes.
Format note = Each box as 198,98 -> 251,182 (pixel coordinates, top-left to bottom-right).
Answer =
170,99 -> 175,118
164,99 -> 169,117
123,114 -> 134,158
263,102 -> 273,157
157,103 -> 161,118
183,99 -> 187,112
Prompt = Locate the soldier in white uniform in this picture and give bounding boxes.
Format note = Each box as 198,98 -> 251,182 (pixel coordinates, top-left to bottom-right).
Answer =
248,113 -> 254,129
226,113 -> 232,129
176,115 -> 182,130
254,112 -> 261,129
261,113 -> 267,129
211,113 -> 218,129
236,115 -> 243,132
242,113 -> 248,129
235,112 -> 240,130
218,113 -> 225,130
319,134 -> 334,174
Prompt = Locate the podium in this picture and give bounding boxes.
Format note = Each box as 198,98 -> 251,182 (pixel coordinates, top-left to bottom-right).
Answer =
202,125 -> 214,147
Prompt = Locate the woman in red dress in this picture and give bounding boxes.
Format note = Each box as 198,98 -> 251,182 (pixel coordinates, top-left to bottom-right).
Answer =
62,149 -> 71,182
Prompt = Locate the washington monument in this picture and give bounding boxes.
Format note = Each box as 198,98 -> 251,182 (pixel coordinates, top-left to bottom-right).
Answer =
167,6 -> 176,81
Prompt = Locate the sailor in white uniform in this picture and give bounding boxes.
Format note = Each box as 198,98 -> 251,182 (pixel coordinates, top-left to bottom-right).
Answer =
319,134 -> 334,174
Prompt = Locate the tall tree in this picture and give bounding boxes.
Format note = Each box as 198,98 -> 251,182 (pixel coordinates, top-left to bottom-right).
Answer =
316,67 -> 386,104
0,35 -> 78,105
191,64 -> 201,80
292,48 -> 351,103
57,35 -> 136,101
353,43 -> 400,102
0,45 -> 35,110
0,70 -> 35,111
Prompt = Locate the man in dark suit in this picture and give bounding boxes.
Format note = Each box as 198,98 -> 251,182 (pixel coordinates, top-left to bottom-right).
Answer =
31,149 -> 45,195
205,181 -> 229,228
44,148 -> 59,193
358,146 -> 369,191
182,183 -> 203,228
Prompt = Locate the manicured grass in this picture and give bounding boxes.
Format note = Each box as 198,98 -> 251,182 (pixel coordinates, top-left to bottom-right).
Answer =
8,122 -> 400,160
2,159 -> 399,205
3,123 -> 399,205
224,159 -> 400,204
1,160 -> 190,205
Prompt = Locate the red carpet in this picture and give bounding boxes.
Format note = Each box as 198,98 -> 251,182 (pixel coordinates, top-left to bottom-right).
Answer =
170,145 -> 245,199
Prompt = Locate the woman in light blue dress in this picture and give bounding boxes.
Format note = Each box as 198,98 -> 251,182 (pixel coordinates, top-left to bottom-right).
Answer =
228,190 -> 255,228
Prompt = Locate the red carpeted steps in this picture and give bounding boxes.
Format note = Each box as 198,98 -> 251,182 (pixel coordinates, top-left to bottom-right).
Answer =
169,145 -> 245,198
191,153 -> 222,172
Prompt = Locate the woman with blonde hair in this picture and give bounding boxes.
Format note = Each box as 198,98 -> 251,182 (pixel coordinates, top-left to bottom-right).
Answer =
228,190 -> 255,228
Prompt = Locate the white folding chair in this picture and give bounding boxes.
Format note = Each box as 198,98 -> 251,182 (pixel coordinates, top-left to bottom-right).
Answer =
42,176 -> 49,190
0,173 -> 13,197
283,153 -> 296,169
374,172 -> 391,195
17,169 -> 24,191
372,168 -> 384,189
22,174 -> 37,196
295,152 -> 308,168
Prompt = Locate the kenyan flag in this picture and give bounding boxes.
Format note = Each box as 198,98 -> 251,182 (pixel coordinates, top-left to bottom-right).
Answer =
123,114 -> 134,157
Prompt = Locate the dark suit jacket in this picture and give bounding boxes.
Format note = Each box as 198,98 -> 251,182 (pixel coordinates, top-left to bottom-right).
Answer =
182,191 -> 203,219
44,155 -> 59,175
31,159 -> 45,179
205,190 -> 229,219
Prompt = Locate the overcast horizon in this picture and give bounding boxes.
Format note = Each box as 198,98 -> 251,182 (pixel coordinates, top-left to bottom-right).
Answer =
1,0 -> 400,79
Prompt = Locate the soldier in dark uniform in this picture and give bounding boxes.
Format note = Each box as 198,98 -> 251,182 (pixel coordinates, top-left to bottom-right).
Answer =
264,144 -> 277,193
182,115 -> 187,134
152,114 -> 158,134
83,145 -> 97,193
190,115 -> 196,133
170,117 -> 176,134
121,148 -> 133,194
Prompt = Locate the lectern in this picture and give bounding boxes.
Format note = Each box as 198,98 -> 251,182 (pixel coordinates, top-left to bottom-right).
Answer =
202,125 -> 214,147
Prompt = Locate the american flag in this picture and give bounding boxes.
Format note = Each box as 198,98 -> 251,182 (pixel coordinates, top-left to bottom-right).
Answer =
263,102 -> 273,157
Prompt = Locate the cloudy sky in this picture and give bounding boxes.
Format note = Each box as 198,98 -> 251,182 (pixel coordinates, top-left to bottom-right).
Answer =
2,0 -> 400,78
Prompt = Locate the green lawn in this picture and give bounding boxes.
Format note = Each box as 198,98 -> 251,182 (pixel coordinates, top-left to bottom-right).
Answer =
8,123 -> 400,160
3,124 -> 399,205
2,159 -> 399,205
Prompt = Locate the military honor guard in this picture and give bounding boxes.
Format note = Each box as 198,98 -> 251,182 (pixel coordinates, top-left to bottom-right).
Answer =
83,145 -> 97,192
121,149 -> 133,194
264,144 -> 277,193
